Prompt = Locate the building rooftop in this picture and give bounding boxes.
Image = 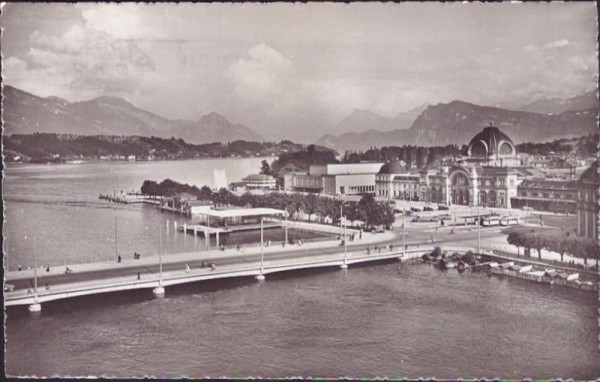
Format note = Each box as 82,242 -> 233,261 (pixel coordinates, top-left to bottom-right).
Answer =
378,160 -> 407,175
201,207 -> 288,219
519,179 -> 578,190
467,125 -> 516,158
243,174 -> 275,181
579,160 -> 600,185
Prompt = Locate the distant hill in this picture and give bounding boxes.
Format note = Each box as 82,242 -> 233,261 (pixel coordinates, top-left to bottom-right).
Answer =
3,133 -> 318,163
518,90 -> 598,115
2,85 -> 265,144
316,100 -> 599,151
332,104 -> 429,135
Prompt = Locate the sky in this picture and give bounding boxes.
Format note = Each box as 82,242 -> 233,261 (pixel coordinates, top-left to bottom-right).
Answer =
1,2 -> 598,141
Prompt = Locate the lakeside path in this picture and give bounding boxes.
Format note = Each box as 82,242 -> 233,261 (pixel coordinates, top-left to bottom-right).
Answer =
8,218 -> 597,302
6,221 -> 513,287
8,219 -> 582,288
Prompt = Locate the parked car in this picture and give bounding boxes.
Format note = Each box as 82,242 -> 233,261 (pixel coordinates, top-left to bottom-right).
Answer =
438,205 -> 450,210
411,207 -> 422,212
423,205 -> 436,211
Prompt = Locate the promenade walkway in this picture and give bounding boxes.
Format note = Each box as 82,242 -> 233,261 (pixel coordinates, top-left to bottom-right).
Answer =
6,231 -> 435,309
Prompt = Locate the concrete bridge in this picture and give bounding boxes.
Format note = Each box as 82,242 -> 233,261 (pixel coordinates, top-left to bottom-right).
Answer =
6,245 -> 482,312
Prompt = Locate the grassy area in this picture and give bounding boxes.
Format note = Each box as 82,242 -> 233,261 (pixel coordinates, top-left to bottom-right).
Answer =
501,225 -> 563,237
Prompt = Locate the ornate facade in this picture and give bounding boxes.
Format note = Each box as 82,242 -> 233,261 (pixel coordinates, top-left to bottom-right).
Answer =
376,125 -> 522,207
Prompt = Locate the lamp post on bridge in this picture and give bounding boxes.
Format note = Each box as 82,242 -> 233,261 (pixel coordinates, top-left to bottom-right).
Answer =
256,217 -> 266,281
28,235 -> 41,313
402,208 -> 406,260
340,202 -> 348,269
115,216 -> 118,262
284,210 -> 288,246
477,193 -> 481,255
153,225 -> 165,297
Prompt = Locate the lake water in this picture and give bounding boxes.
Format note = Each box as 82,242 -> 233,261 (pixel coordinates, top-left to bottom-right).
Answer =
3,158 -> 280,269
4,159 -> 600,378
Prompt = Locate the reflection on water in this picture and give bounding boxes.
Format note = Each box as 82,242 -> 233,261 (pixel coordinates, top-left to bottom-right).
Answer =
5,264 -> 600,378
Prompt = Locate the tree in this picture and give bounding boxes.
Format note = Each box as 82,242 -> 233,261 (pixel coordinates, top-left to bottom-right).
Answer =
260,160 -> 272,175
199,186 -> 213,201
583,239 -> 600,269
507,231 -> 525,256
304,193 -> 318,221
357,194 -> 395,227
141,180 -> 161,196
544,236 -> 568,263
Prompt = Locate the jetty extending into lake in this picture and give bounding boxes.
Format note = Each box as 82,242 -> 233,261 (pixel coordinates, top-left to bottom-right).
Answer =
99,193 -> 161,205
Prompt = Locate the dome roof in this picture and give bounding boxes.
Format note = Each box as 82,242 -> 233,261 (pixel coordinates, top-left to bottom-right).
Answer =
378,160 -> 407,174
467,125 -> 516,158
578,160 -> 600,185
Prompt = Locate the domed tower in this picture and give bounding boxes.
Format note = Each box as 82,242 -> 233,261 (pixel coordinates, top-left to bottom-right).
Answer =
466,124 -> 518,166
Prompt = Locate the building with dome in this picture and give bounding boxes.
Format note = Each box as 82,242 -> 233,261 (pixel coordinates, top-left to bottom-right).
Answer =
461,124 -> 521,167
576,160 -> 600,239
376,160 -> 439,202
375,125 -> 544,208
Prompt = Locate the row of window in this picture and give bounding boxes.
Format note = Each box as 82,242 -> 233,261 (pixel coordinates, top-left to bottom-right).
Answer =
519,191 -> 576,200
347,185 -> 375,194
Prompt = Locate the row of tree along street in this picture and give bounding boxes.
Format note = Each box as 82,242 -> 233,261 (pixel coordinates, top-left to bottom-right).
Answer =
141,179 -> 395,228
507,230 -> 600,269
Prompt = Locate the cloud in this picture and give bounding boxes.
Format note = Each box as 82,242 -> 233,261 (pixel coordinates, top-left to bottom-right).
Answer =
544,39 -> 570,49
225,44 -> 292,103
3,24 -> 163,100
80,3 -> 168,40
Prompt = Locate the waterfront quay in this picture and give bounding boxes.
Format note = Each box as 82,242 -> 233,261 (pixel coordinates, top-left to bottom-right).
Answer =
7,220 -> 599,312
5,229 -> 409,308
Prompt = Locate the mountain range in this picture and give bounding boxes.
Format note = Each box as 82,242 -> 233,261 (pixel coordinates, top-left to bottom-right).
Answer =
2,86 -> 265,144
517,90 -> 598,115
3,85 -> 597,151
333,104 -> 429,135
316,95 -> 598,151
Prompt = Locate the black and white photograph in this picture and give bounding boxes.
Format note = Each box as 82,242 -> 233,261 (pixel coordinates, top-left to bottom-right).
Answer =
2,2 -> 599,379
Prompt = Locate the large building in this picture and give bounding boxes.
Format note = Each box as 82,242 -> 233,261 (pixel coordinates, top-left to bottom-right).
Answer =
510,179 -> 578,214
376,125 -> 528,207
576,160 -> 600,239
284,162 -> 384,195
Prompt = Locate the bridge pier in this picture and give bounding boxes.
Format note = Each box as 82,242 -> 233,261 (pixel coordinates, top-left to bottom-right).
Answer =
255,274 -> 265,281
153,286 -> 165,297
28,303 -> 42,313
340,263 -> 348,270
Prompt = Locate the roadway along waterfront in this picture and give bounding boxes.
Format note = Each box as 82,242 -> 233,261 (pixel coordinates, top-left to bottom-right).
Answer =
6,226 -> 506,292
